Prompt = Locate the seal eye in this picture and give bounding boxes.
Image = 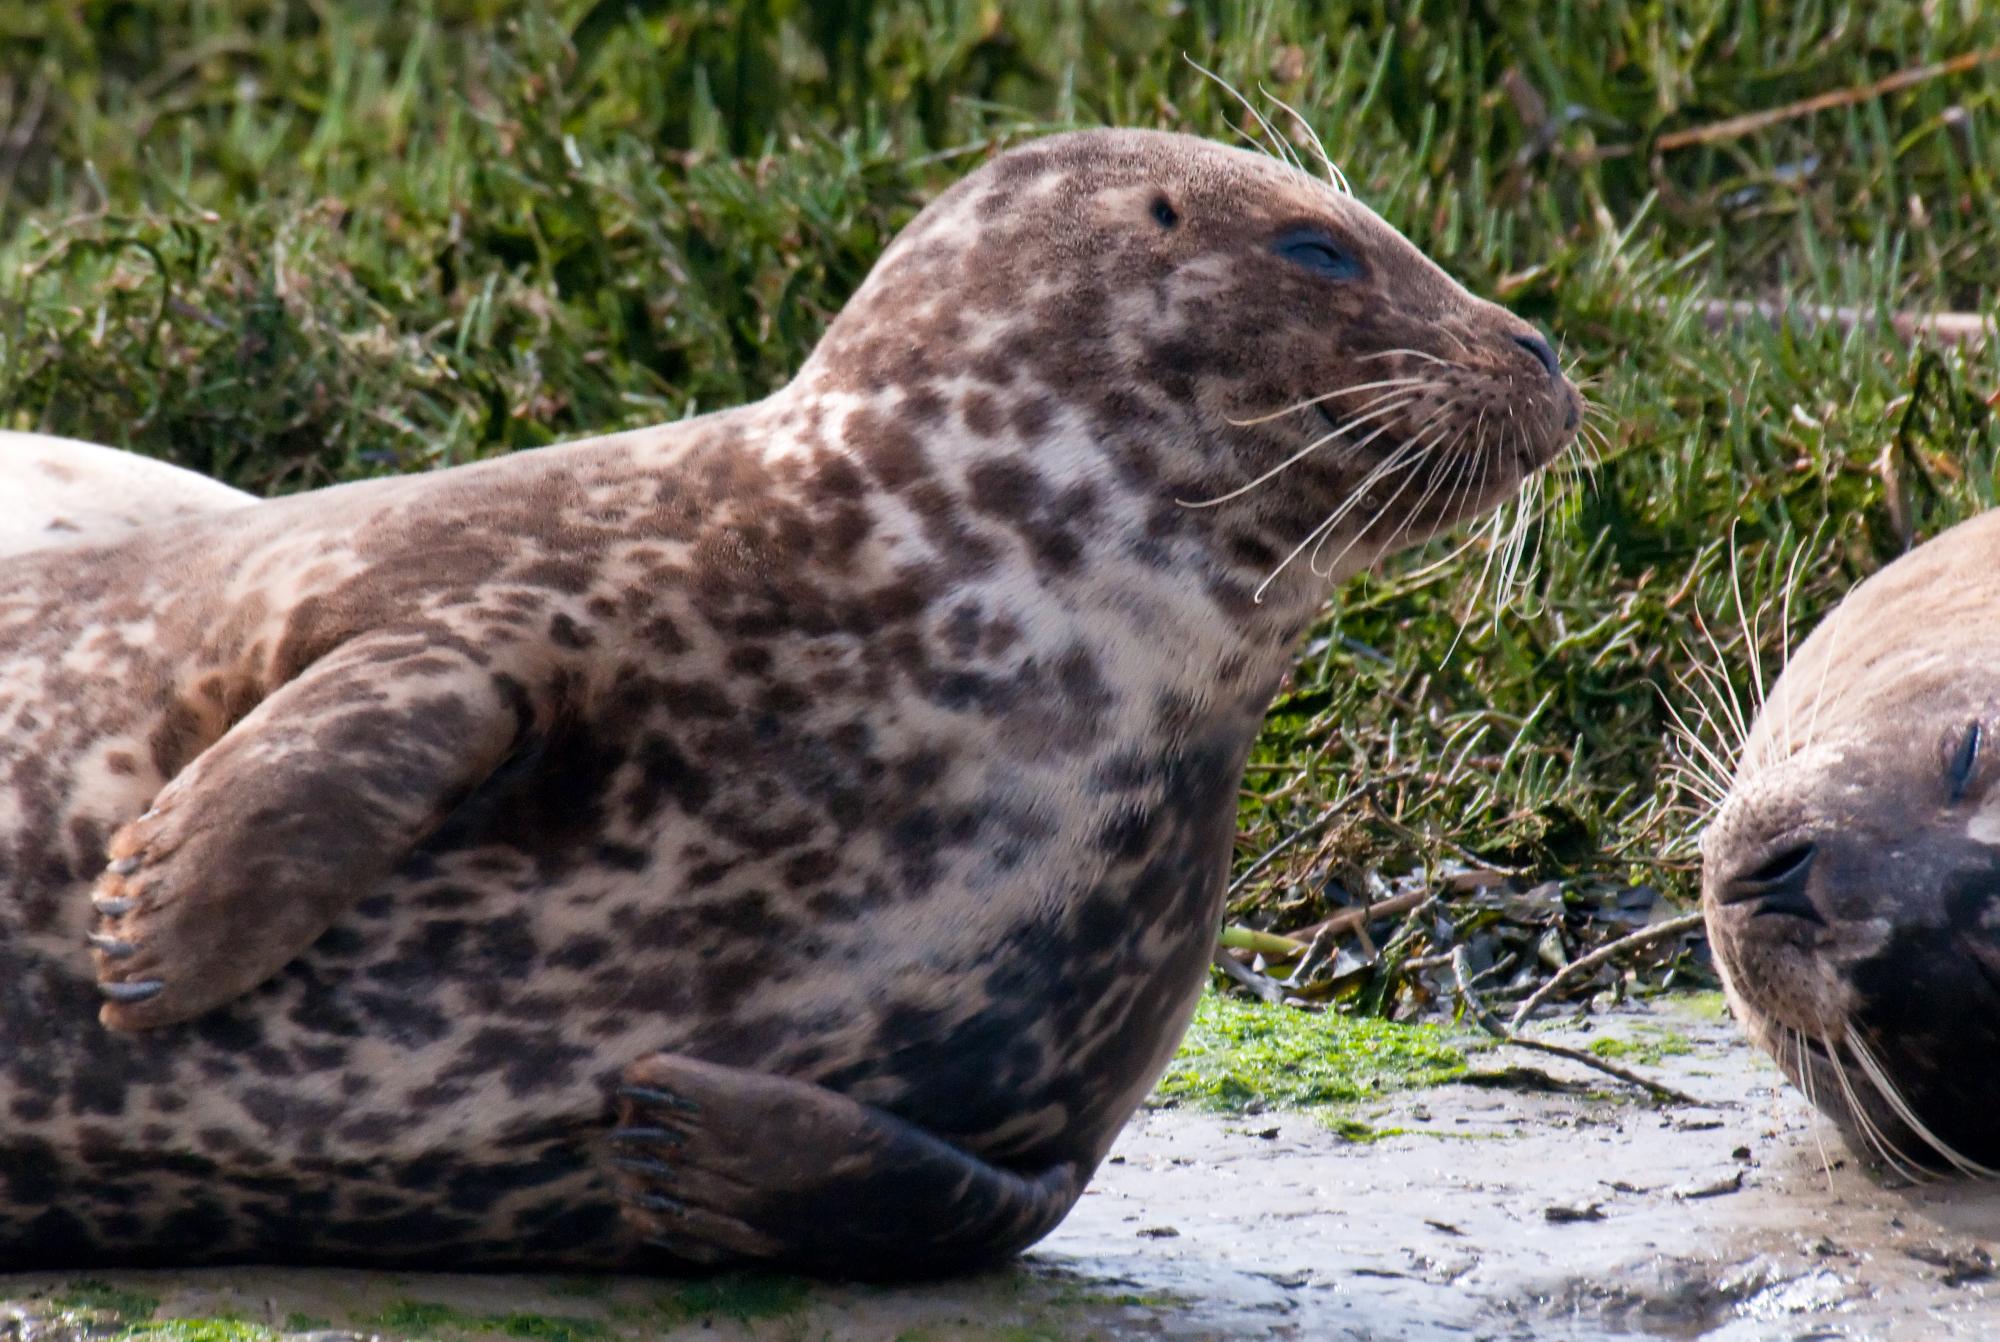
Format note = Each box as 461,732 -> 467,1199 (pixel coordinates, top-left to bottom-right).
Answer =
1274,228 -> 1360,280
1151,197 -> 1179,229
1949,721 -> 1983,804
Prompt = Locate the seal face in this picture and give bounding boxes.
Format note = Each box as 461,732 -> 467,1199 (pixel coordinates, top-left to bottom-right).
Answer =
1700,509 -> 2000,1177
0,128 -> 1580,1271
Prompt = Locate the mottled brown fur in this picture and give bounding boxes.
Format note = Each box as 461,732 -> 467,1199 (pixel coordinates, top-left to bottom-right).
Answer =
0,129 -> 1577,1270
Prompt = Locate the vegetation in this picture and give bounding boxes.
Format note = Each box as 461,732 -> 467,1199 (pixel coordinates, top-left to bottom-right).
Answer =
1156,989 -> 1467,1109
4,1 -> 1997,996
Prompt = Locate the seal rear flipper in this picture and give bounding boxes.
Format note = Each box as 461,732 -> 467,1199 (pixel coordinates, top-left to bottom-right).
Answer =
92,629 -> 546,1031
608,1052 -> 1087,1277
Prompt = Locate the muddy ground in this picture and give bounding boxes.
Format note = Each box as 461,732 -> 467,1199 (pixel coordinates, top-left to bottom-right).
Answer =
3,998 -> 1995,1341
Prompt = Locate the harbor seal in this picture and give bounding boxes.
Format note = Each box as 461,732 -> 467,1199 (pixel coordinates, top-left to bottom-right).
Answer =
0,430 -> 254,557
0,127 -> 1581,1272
1701,509 -> 2000,1177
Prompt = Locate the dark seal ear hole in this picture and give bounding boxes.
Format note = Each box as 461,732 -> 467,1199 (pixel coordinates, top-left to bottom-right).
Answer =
1949,721 -> 1983,804
1151,196 -> 1179,229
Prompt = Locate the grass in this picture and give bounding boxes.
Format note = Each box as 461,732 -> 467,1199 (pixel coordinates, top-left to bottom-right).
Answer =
50,1281 -> 161,1321
1156,988 -> 1467,1109
371,1301 -> 609,1342
4,2 -> 1998,1005
1587,1027 -> 1697,1065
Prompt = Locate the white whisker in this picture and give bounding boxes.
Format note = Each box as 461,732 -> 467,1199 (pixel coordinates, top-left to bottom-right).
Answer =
1224,377 -> 1428,428
1848,1029 -> 1997,1179
1179,396 -> 1417,508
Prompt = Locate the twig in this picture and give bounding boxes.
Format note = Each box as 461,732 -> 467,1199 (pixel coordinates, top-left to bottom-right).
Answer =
1219,925 -> 1309,959
1679,297 -> 1993,347
1508,911 -> 1707,1033
1226,800 -> 1345,896
1282,925 -> 1337,987
1285,888 -> 1429,944
1656,45 -> 2000,152
1211,946 -> 1287,1003
1451,948 -> 1702,1106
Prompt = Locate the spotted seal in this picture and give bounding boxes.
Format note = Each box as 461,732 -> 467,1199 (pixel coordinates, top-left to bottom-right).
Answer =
1701,509 -> 2000,1178
0,430 -> 254,557
0,128 -> 1581,1272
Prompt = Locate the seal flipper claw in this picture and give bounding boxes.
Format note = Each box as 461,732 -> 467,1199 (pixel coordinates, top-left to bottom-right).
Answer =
608,1053 -> 1087,1277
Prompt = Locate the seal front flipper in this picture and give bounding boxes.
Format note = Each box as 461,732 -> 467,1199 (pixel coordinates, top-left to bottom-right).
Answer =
91,629 -> 543,1031
607,1053 -> 1087,1277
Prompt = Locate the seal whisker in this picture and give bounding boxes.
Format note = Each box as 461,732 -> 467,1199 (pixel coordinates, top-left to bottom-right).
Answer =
1356,348 -> 1456,368
1225,376 -> 1430,428
1383,454 -> 1506,590
1393,425 -> 1469,550
1256,82 -> 1352,194
1789,1028 -> 1841,1191
1847,1028 -> 1999,1179
1573,417 -> 1612,469
1312,450 -> 1434,579
1253,434 -> 1435,603
1680,653 -> 1752,788
1661,661 -> 1741,804
1183,55 -> 1305,174
1824,1033 -> 1932,1183
1769,533 -> 1820,762
1311,421 -> 1455,578
1181,394 -> 1420,509
1687,613 -> 1753,765
1727,531 -> 1772,730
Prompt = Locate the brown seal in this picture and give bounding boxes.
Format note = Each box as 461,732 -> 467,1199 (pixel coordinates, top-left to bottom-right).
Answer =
1700,509 -> 2000,1178
0,128 -> 1580,1272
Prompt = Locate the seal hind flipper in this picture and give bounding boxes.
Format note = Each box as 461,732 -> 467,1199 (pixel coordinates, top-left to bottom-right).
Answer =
92,630 -> 542,1031
607,1053 -> 1086,1276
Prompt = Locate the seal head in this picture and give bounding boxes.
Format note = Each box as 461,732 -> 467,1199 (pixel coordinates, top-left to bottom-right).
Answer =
806,128 -> 1581,609
1702,509 -> 2000,1175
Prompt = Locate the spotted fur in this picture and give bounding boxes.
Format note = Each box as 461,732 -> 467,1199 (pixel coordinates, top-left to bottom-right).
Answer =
0,129 -> 1578,1269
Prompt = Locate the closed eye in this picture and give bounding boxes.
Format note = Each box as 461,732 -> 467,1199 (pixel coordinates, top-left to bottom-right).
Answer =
1950,721 -> 1983,804
1273,228 -> 1361,280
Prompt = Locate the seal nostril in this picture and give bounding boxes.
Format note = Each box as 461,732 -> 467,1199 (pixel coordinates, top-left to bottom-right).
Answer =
1742,843 -> 1817,887
1512,333 -> 1561,381
1719,840 -> 1822,919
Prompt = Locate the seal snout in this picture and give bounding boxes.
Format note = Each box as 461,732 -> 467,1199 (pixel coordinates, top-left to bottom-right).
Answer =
1714,838 -> 1822,923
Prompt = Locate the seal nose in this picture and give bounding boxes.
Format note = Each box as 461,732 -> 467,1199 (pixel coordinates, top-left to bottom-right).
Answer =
1512,332 -> 1562,382
1717,841 -> 1822,921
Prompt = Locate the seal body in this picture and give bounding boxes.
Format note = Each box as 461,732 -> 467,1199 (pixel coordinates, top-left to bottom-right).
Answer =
0,431 -> 254,556
0,129 -> 1579,1270
1701,509 -> 2000,1176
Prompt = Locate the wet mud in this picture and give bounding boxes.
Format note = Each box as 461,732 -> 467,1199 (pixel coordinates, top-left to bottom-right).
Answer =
3,999 -> 1994,1340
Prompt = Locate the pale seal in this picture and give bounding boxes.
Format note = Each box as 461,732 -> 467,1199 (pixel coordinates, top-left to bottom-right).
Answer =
0,430 -> 254,557
0,128 -> 1580,1271
1701,508 -> 2000,1177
